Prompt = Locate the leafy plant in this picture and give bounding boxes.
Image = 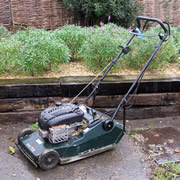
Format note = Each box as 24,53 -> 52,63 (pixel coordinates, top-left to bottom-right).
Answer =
148,125 -> 154,129
153,162 -> 180,180
125,25 -> 178,70
134,128 -> 145,131
0,25 -> 10,40
29,122 -> 39,130
79,23 -> 179,72
1,28 -> 71,76
0,23 -> 179,76
8,146 -> 16,155
52,25 -> 90,61
79,23 -> 130,71
0,39 -> 22,73
171,25 -> 180,56
126,131 -> 136,140
62,0 -> 143,27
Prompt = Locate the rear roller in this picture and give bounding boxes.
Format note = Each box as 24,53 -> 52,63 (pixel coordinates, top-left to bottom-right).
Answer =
38,149 -> 59,171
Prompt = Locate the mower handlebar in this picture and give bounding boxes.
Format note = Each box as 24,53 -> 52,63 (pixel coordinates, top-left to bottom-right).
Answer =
136,16 -> 168,37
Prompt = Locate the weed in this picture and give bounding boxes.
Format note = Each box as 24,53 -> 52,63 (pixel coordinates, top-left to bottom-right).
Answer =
126,131 -> 136,139
29,122 -> 39,130
148,125 -> 154,129
153,162 -> 180,180
134,127 -> 145,131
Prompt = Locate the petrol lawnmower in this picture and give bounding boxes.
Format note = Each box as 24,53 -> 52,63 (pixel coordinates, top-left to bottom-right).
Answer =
16,16 -> 170,170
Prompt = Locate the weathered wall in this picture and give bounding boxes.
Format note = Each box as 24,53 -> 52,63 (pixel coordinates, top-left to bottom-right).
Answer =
0,0 -> 74,30
0,0 -> 12,29
11,0 -> 74,30
140,0 -> 179,26
0,0 -> 179,30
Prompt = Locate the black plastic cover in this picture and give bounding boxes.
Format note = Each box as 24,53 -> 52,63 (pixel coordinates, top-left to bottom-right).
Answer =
38,103 -> 84,130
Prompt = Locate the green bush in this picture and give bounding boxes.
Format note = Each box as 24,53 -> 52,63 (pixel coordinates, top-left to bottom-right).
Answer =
79,24 -> 130,71
52,25 -> 90,60
0,24 -> 179,75
80,24 -> 179,71
0,28 -> 70,75
0,39 -> 21,73
171,25 -> 180,56
62,0 -> 143,27
125,25 -> 178,70
0,25 -> 10,40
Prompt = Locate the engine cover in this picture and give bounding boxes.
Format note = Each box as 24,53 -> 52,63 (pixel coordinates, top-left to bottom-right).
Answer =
38,103 -> 84,131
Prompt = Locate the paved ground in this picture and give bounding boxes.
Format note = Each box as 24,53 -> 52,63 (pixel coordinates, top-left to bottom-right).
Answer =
1,116 -> 180,180
127,116 -> 180,166
126,116 -> 180,131
0,121 -> 152,180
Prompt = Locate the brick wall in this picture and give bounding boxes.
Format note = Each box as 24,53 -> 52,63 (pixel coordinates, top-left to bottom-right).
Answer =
140,0 -> 179,26
10,0 -> 75,30
0,0 -> 75,30
0,0 -> 12,29
0,0 -> 179,30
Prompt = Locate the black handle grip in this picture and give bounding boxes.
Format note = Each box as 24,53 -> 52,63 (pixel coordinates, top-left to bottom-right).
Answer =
136,16 -> 168,35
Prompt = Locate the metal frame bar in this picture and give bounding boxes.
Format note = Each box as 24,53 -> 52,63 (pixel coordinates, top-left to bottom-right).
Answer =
82,16 -> 169,132
111,39 -> 165,124
82,34 -> 136,104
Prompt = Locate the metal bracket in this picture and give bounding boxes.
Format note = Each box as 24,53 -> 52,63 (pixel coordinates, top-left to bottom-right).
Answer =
119,45 -> 130,54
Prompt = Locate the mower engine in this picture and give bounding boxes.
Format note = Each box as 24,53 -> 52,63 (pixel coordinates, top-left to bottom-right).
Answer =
38,102 -> 93,144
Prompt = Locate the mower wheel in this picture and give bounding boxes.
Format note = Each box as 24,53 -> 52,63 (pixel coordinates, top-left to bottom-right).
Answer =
103,120 -> 114,131
18,128 -> 34,141
38,149 -> 59,171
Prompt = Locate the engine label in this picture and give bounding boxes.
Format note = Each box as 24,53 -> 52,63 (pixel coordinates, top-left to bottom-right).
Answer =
26,143 -> 35,152
36,139 -> 43,145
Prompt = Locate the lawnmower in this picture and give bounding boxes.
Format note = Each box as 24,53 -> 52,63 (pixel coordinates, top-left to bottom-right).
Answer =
16,16 -> 170,170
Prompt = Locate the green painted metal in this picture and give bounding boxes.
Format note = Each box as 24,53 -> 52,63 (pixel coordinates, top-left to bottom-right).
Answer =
17,114 -> 124,166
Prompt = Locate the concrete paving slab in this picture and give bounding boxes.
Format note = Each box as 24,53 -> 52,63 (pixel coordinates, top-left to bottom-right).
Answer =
0,121 -> 151,180
128,116 -> 180,165
126,116 -> 180,131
